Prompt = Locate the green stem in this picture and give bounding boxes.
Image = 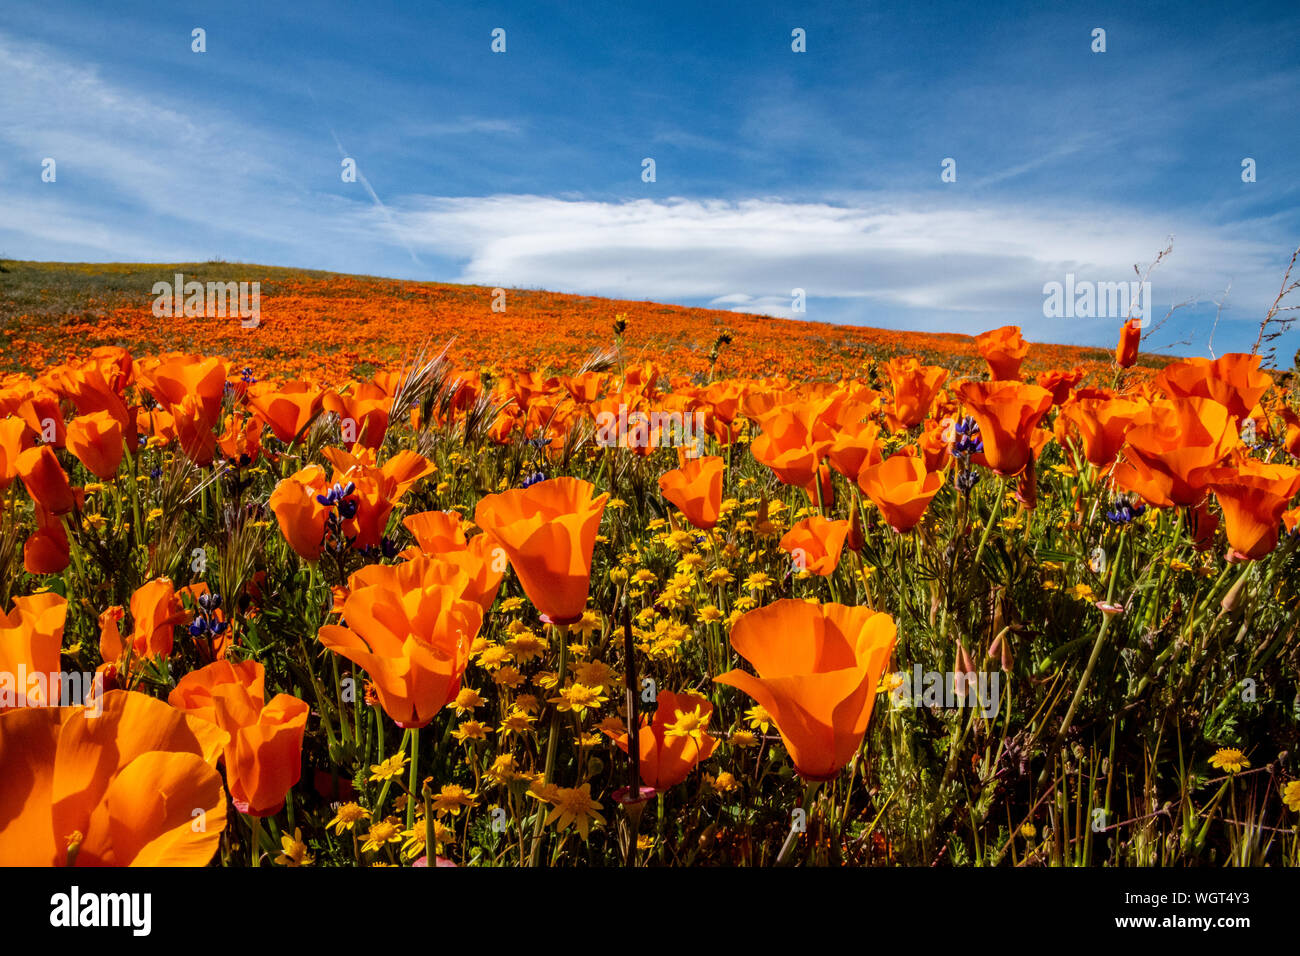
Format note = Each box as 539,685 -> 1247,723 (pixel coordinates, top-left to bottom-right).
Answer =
973,477 -> 1007,567
1038,530 -> 1127,787
406,726 -> 420,831
247,813 -> 263,867
529,622 -> 571,866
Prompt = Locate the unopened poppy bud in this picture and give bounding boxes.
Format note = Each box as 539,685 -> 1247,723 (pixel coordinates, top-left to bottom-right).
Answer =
1221,573 -> 1249,613
846,501 -> 864,552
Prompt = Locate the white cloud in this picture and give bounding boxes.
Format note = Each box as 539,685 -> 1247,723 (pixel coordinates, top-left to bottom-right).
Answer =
369,194 -> 1290,333
1,28 -> 1296,357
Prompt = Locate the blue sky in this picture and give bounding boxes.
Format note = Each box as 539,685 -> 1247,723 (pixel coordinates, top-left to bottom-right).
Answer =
2,0 -> 1299,359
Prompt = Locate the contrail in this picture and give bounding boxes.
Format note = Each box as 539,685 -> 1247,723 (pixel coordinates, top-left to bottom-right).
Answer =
307,85 -> 426,270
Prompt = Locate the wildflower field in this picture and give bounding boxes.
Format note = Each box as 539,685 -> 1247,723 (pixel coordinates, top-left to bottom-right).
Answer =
2,260 -> 1300,868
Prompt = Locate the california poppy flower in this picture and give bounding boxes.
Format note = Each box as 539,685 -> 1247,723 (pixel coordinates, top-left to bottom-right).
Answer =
66,410 -> 124,480
52,360 -> 134,437
715,600 -> 896,781
211,682 -> 310,816
885,358 -> 948,428
217,410 -> 264,464
398,519 -> 505,613
779,515 -> 851,575
0,417 -> 33,494
24,504 -> 70,575
169,392 -> 220,466
14,387 -> 66,447
136,354 -> 227,427
323,383 -> 392,449
319,447 -> 436,549
918,419 -> 950,472
269,465 -> 332,560
1055,397 -> 1148,468
1207,460 -> 1300,560
246,380 -> 325,444
1036,367 -> 1084,406
658,455 -> 724,530
1280,406 -> 1300,460
0,690 -> 226,865
975,325 -> 1029,380
1116,319 -> 1142,368
827,419 -> 883,480
318,570 -> 481,728
169,659 -> 267,727
956,381 -> 1054,477
105,578 -> 191,662
474,477 -> 608,626
0,593 -> 66,709
403,510 -> 470,552
1112,398 -> 1239,507
16,445 -> 75,516
1155,354 -> 1272,423
858,453 -> 943,532
750,402 -> 834,490
604,690 -> 719,791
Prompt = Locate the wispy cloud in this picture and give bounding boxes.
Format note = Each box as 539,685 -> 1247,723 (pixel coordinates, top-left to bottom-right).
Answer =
370,194 -> 1288,333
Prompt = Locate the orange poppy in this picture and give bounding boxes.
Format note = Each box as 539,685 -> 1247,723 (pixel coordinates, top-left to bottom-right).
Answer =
403,510 -> 471,552
169,659 -> 266,727
658,455 -> 725,530
780,515 -> 851,576
269,465 -> 332,560
918,419 -> 950,472
211,682 -> 310,816
858,453 -> 943,532
975,325 -> 1029,380
323,383 -> 392,449
1036,367 -> 1084,406
827,419 -> 883,480
1155,354 -> 1272,422
66,410 -> 124,480
604,690 -> 719,791
169,392 -> 219,466
318,568 -> 481,728
750,402 -> 833,490
16,445 -> 75,516
0,593 -> 67,709
1116,319 -> 1142,368
473,477 -> 608,626
0,690 -> 226,865
956,381 -> 1054,477
106,578 -> 191,662
246,380 -> 325,444
1207,460 -> 1300,560
1112,398 -> 1239,507
24,504 -> 70,575
0,417 -> 34,492
136,355 -> 227,427
715,600 -> 896,781
885,358 -> 948,428
14,387 -> 67,447
217,410 -> 264,464
1054,397 -> 1148,468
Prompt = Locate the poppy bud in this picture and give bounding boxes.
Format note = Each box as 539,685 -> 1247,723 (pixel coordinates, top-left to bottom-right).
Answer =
846,499 -> 864,552
1116,319 -> 1141,368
